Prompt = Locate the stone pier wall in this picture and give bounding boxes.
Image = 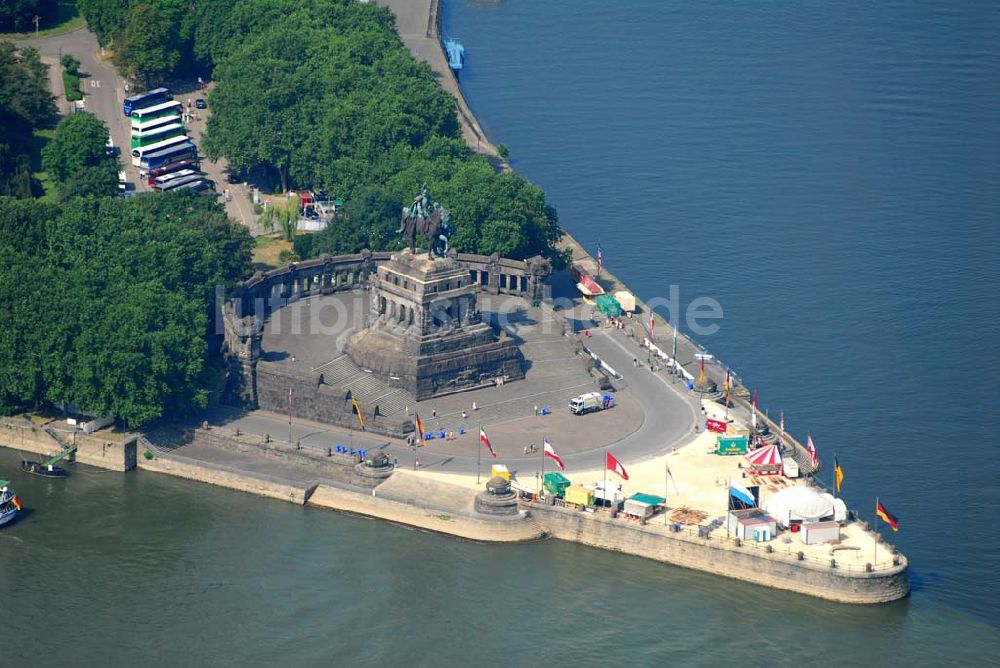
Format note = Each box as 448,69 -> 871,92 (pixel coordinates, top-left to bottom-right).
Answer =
526,503 -> 909,604
0,418 -> 136,472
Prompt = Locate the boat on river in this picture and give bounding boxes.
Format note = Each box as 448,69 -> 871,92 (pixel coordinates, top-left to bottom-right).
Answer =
0,481 -> 22,527
21,460 -> 70,478
444,38 -> 465,73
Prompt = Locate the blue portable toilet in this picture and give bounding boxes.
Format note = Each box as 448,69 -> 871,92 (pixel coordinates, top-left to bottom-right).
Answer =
459,428 -> 466,435
438,430 -> 447,439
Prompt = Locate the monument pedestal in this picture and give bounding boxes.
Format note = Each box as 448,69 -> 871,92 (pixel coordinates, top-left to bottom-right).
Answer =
346,250 -> 523,400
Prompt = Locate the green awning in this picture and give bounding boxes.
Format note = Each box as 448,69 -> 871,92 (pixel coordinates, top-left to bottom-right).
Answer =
628,493 -> 666,506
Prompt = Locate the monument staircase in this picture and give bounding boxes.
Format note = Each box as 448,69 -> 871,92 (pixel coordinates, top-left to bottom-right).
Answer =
312,354 -> 415,423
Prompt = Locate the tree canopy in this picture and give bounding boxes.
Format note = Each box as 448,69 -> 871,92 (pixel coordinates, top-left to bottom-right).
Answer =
42,111 -> 119,199
77,0 -> 564,262
0,42 -> 55,198
0,193 -> 252,425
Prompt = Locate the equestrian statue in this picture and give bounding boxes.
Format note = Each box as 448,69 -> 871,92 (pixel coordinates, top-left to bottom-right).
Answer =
397,183 -> 453,257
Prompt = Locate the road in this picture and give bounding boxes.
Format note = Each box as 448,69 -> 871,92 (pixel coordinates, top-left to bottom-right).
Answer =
203,322 -> 701,476
17,28 -> 259,232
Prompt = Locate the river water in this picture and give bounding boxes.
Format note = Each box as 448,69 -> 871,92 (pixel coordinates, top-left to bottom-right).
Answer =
2,1 -> 998,665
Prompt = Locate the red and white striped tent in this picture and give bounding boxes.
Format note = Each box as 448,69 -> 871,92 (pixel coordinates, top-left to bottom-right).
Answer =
746,443 -> 783,476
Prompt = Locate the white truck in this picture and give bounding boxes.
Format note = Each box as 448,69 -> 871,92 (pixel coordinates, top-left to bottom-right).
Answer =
568,391 -> 611,415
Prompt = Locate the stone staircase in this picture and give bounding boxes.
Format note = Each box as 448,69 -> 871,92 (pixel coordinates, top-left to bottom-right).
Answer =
313,354 -> 415,422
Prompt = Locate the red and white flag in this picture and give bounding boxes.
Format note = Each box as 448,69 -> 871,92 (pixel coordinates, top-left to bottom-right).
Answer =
780,411 -> 785,434
806,433 -> 818,466
597,244 -> 603,274
649,314 -> 655,341
543,439 -> 564,471
751,390 -> 758,429
288,388 -> 293,405
480,425 -> 496,458
606,451 -> 629,480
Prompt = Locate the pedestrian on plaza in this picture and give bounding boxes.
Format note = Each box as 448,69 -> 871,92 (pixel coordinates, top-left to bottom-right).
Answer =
462,411 -> 467,419
533,405 -> 538,416
472,401 -> 477,411
432,409 -> 436,418
523,445 -> 528,455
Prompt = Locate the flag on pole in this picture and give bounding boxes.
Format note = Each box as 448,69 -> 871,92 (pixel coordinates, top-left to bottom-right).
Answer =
543,439 -> 564,471
671,325 -> 678,360
806,434 -> 818,466
11,495 -> 21,511
834,456 -> 844,493
352,398 -> 365,430
414,413 -> 426,444
649,314 -> 655,341
288,388 -> 293,405
751,390 -> 758,429
876,499 -> 899,531
779,411 -> 785,434
480,425 -> 496,458
596,243 -> 603,275
606,451 -> 629,480
666,466 -> 679,495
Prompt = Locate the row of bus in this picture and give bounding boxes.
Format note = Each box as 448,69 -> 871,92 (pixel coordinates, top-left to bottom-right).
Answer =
124,87 -> 214,193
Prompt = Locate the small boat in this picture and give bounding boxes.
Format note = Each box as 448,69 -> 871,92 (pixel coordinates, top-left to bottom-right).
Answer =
0,481 -> 22,527
21,460 -> 70,478
571,264 -> 606,299
444,38 -> 465,73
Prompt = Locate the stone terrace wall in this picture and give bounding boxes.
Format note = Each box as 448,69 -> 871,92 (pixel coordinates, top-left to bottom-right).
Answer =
255,361 -> 410,437
0,418 -> 136,472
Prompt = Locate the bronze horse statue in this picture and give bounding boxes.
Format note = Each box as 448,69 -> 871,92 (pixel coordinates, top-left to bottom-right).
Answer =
398,205 -> 453,256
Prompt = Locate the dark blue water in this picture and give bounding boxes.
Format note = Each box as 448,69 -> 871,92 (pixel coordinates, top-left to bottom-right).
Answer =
445,0 -> 999,646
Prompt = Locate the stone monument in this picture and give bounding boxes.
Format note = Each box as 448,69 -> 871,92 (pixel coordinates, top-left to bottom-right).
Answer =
345,185 -> 524,400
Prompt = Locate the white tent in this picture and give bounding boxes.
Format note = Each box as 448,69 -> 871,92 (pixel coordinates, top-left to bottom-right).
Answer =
762,486 -> 835,528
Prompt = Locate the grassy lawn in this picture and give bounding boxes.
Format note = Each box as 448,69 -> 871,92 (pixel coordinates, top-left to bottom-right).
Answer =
252,235 -> 295,271
31,129 -> 58,202
0,0 -> 85,40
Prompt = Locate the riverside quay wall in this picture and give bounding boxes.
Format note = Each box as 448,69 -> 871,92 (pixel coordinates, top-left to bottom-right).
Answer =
0,417 -> 137,472
524,502 -> 909,604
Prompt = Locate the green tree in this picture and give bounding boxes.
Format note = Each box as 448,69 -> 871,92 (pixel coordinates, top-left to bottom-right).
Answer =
114,3 -> 181,87
0,192 -> 252,425
0,42 -> 55,197
0,0 -> 56,33
297,186 -> 402,257
78,0 -> 135,47
42,112 -> 115,184
58,162 -> 119,200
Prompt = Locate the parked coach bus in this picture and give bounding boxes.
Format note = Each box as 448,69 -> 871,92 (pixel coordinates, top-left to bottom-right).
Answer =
131,112 -> 182,135
130,100 -> 182,127
152,169 -> 200,190
159,174 -> 212,192
130,122 -> 186,149
131,136 -> 193,166
138,144 -> 197,170
122,87 -> 171,117
146,158 -> 200,185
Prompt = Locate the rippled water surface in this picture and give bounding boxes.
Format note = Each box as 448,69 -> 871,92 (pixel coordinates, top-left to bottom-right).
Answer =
2,1 -> 999,664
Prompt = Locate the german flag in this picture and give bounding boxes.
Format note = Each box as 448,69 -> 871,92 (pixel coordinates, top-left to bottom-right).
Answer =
834,456 -> 844,493
414,413 -> 426,444
876,499 -> 899,532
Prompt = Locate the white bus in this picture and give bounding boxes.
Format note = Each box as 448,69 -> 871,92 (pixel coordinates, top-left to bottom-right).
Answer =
159,174 -> 212,192
131,136 -> 194,166
130,100 -> 182,128
131,114 -> 182,135
130,122 -> 186,149
152,169 -> 200,189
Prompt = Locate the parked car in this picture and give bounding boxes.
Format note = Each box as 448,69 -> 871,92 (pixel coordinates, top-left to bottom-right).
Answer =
195,98 -> 207,109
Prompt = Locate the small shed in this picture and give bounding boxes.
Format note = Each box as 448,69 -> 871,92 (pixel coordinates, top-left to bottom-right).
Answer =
800,521 -> 841,545
726,508 -> 778,542
623,493 -> 665,520
543,472 -> 571,497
